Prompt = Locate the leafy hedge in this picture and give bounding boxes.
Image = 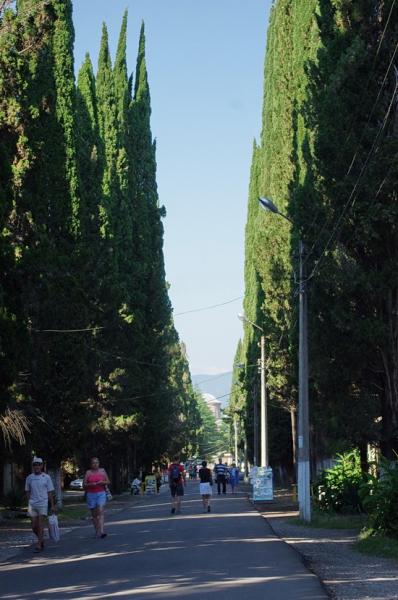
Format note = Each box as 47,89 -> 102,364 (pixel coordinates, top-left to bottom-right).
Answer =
359,458 -> 398,538
315,449 -> 365,513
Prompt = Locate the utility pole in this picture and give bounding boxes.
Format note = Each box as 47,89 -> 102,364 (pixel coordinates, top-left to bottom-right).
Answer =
253,386 -> 258,466
298,240 -> 311,522
260,335 -> 268,467
258,197 -> 311,518
234,415 -> 238,464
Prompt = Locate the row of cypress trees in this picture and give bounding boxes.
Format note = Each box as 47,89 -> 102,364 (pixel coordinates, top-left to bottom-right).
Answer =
0,0 -> 201,485
235,0 -> 398,474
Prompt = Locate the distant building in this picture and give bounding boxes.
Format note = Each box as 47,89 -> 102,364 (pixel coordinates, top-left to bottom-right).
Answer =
202,393 -> 222,427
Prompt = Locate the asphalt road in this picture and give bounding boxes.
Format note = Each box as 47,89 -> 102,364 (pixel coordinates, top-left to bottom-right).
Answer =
0,482 -> 327,599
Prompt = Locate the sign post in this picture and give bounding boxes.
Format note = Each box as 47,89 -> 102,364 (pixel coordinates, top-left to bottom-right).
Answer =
251,466 -> 273,502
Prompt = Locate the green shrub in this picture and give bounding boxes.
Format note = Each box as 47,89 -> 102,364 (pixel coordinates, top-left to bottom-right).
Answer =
315,449 -> 365,513
2,489 -> 26,510
359,458 -> 398,538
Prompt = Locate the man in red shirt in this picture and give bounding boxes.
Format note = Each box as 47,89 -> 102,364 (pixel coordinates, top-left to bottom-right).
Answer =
168,455 -> 185,515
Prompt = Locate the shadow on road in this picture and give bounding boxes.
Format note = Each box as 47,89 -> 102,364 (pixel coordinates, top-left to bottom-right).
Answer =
0,484 -> 327,599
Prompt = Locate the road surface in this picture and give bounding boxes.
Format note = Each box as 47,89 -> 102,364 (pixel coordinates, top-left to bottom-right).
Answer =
0,482 -> 327,599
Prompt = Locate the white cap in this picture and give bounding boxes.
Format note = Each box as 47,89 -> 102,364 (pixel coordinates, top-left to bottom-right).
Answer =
32,457 -> 43,464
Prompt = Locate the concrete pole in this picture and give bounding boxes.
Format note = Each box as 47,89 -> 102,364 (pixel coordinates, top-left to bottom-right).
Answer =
253,392 -> 258,467
260,335 -> 268,468
298,239 -> 311,521
234,415 -> 238,464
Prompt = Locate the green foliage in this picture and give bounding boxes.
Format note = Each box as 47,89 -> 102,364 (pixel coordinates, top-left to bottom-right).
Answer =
241,0 -> 398,473
2,489 -> 26,510
359,458 -> 398,538
196,394 -> 227,459
315,449 -> 365,513
356,529 -> 398,560
0,5 -> 200,485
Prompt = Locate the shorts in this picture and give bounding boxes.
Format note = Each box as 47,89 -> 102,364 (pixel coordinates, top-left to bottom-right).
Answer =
199,482 -> 212,496
86,491 -> 107,509
170,482 -> 184,498
28,503 -> 48,517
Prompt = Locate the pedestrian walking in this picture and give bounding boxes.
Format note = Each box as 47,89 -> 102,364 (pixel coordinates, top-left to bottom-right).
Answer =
168,456 -> 185,514
25,457 -> 56,553
214,458 -> 227,495
154,468 -> 162,493
83,457 -> 110,539
229,462 -> 240,494
198,460 -> 213,513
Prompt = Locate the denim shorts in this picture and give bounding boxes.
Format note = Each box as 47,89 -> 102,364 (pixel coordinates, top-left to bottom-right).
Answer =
86,491 -> 107,509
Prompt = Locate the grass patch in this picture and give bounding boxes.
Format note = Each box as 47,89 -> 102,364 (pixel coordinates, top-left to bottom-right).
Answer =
57,505 -> 89,522
290,511 -> 366,530
355,528 -> 398,561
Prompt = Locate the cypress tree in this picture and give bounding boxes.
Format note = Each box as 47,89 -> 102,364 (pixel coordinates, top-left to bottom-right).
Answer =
241,0 -> 398,469
114,10 -> 129,141
128,23 -> 176,466
10,1 -> 92,480
96,23 -> 119,238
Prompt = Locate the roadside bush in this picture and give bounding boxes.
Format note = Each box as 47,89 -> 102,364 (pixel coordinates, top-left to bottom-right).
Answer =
359,458 -> 398,538
2,489 -> 26,510
315,449 -> 365,513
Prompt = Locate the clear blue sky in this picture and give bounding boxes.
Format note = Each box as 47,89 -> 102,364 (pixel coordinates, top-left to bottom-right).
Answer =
73,0 -> 271,376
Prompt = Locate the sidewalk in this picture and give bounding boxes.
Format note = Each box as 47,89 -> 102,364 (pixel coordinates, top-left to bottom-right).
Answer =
253,490 -> 398,600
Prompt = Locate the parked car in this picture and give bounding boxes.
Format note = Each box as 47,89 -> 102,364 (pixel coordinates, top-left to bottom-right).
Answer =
69,478 -> 84,490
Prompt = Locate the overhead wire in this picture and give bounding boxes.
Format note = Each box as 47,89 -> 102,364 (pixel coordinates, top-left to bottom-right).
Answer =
33,326 -> 104,333
174,296 -> 243,316
302,34 -> 398,268
30,294 -> 243,333
308,74 -> 398,280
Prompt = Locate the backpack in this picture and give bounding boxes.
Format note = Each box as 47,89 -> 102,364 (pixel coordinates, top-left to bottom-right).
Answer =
170,464 -> 180,483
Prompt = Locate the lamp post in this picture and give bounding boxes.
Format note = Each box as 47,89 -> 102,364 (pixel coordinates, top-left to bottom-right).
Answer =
258,196 -> 311,522
238,314 -> 268,468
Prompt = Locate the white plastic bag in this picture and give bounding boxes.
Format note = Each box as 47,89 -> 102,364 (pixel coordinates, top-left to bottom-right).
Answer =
48,514 -> 60,542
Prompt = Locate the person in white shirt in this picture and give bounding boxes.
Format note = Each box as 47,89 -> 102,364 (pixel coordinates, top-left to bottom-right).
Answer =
25,457 -> 55,553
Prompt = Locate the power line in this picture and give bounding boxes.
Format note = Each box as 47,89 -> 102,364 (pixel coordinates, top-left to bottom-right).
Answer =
194,371 -> 233,386
340,161 -> 396,251
303,38 -> 398,267
33,326 -> 104,333
31,295 -> 244,333
308,75 -> 398,279
174,296 -> 243,317
346,40 -> 398,178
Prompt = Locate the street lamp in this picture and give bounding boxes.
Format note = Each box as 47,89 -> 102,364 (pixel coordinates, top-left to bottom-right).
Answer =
259,196 -> 311,522
237,313 -> 268,469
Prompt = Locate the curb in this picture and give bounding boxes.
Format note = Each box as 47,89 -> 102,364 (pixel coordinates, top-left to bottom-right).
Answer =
247,494 -> 333,599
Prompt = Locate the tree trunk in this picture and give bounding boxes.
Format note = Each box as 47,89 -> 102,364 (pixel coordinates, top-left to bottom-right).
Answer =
379,288 -> 398,457
48,466 -> 62,509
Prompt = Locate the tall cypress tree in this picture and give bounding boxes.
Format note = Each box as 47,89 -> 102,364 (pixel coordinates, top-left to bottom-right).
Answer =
241,0 -> 397,469
11,1 -> 92,477
114,10 -> 129,142
129,23 -> 174,466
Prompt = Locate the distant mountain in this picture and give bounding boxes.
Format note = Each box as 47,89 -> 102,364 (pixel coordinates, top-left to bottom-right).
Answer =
192,372 -> 232,408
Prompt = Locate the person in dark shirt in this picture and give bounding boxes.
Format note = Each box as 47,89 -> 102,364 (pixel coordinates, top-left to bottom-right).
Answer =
214,458 -> 227,495
168,456 -> 185,515
198,461 -> 213,513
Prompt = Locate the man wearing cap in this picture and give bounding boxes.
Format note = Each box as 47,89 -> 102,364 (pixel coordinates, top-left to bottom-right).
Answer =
25,458 -> 56,552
